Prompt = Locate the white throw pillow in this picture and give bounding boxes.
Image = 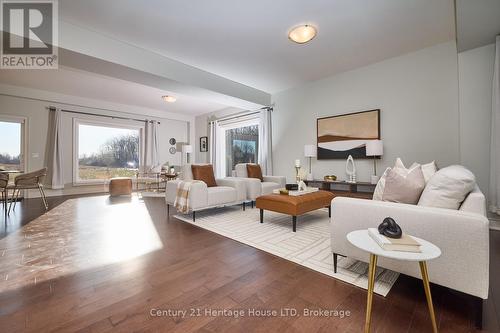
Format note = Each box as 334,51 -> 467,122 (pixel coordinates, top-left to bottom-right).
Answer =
373,167 -> 390,201
373,158 -> 411,201
411,161 -> 437,183
382,165 -> 426,204
418,165 -> 476,210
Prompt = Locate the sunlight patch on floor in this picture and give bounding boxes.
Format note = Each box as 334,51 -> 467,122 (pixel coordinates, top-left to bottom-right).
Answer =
0,195 -> 163,294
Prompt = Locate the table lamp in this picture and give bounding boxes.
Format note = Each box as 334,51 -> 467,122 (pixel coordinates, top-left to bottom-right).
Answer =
366,140 -> 383,184
182,144 -> 193,164
304,144 -> 317,181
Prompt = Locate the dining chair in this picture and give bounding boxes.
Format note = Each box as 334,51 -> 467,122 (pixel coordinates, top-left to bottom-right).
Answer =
8,167 -> 48,214
0,173 -> 9,220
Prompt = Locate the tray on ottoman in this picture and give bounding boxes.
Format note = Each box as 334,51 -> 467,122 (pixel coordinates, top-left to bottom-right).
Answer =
256,190 -> 334,232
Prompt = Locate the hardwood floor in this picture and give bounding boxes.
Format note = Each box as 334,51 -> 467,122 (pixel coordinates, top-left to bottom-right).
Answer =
0,194 -> 498,332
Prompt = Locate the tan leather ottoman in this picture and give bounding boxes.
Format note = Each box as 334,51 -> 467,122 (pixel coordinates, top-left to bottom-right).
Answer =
256,190 -> 334,232
109,177 -> 133,196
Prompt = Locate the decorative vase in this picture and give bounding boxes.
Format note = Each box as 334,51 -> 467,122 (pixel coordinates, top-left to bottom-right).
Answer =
345,155 -> 357,183
295,166 -> 301,183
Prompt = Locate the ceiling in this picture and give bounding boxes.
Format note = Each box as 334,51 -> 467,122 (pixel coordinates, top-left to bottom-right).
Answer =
59,0 -> 455,94
0,67 -> 227,115
456,0 -> 500,52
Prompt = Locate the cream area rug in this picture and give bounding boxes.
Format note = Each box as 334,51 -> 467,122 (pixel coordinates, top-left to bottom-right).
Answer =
174,206 -> 399,296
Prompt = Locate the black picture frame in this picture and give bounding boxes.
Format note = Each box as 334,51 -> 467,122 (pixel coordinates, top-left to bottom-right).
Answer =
200,136 -> 208,152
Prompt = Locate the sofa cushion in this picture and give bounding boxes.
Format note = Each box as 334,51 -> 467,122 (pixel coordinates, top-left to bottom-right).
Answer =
246,164 -> 263,181
261,181 -> 281,195
235,164 -> 248,178
207,186 -> 237,206
191,164 -> 217,187
418,165 -> 476,210
382,165 -> 425,204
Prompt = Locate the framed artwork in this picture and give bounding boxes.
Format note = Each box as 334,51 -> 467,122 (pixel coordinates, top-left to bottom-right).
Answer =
200,136 -> 208,152
317,109 -> 380,159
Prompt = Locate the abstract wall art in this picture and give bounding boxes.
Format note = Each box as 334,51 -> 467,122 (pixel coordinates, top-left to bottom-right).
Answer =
317,109 -> 380,159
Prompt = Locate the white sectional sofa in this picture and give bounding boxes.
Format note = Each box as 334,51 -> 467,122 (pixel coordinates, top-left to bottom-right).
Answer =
331,186 -> 489,304
166,164 -> 247,221
234,163 -> 286,202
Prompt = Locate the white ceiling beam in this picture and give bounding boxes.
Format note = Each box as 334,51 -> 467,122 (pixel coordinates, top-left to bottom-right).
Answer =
58,21 -> 270,110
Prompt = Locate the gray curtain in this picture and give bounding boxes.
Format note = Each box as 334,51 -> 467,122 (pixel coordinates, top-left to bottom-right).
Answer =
143,120 -> 160,172
209,120 -> 220,176
490,36 -> 500,214
258,108 -> 273,175
49,108 -> 64,189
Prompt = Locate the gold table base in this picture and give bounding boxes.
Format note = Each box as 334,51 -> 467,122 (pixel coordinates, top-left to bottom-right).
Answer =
364,254 -> 438,333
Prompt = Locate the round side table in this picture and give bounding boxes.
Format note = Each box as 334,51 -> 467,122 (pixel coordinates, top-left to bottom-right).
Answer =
347,230 -> 441,333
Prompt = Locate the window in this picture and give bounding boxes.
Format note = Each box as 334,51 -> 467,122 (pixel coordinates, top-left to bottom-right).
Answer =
217,116 -> 259,177
0,118 -> 25,172
224,125 -> 259,176
75,120 -> 141,183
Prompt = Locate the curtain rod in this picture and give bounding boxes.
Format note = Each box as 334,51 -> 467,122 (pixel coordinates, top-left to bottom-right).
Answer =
211,106 -> 273,123
47,106 -> 160,124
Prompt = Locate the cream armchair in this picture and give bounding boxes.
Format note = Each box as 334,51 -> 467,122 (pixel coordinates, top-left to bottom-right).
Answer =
166,164 -> 247,221
234,163 -> 286,203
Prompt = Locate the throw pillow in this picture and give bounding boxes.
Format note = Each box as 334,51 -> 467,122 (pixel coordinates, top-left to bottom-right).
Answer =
372,158 -> 409,201
411,161 -> 437,183
372,167 -> 390,201
191,164 -> 217,187
382,165 -> 426,204
246,164 -> 263,182
418,165 -> 476,210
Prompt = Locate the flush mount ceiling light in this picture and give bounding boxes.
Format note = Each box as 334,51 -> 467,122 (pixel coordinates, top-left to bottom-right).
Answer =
288,24 -> 317,44
161,95 -> 177,103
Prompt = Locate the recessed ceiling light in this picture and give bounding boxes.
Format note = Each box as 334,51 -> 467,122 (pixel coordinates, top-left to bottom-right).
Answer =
288,24 -> 317,44
162,95 -> 177,103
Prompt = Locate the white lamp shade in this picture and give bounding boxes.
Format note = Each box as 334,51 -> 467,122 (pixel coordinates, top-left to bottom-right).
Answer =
304,144 -> 317,157
182,145 -> 193,153
366,140 -> 383,156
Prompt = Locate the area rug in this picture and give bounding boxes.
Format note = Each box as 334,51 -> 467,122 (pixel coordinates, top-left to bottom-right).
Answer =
174,206 -> 399,296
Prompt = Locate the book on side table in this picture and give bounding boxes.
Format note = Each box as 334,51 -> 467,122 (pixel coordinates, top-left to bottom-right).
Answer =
368,228 -> 421,253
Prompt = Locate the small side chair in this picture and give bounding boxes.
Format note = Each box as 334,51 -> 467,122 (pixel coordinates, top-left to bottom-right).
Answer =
8,168 -> 48,213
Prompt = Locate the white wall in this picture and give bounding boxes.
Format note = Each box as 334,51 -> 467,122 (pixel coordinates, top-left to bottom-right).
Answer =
271,41 -> 460,182
0,91 -> 189,197
458,43 -> 495,193
194,107 -> 244,163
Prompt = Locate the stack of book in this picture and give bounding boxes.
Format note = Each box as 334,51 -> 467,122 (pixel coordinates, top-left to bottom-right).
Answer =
272,187 -> 319,196
368,228 -> 421,253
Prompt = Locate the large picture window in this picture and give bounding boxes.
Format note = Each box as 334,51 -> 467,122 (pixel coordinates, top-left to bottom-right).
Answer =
217,116 -> 259,177
224,125 -> 259,176
0,117 -> 25,172
75,120 -> 141,183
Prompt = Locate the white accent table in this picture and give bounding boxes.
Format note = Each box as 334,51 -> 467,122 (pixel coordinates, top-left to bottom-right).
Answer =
347,230 -> 441,333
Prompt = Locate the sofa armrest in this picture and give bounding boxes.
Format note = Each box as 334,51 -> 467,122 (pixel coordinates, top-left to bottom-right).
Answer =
236,177 -> 262,201
216,177 -> 247,201
166,180 -> 181,204
166,180 -> 208,210
263,175 -> 286,187
331,197 -> 489,299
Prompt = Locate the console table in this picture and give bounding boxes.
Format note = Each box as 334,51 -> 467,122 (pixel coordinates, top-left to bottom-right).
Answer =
304,180 -> 375,199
